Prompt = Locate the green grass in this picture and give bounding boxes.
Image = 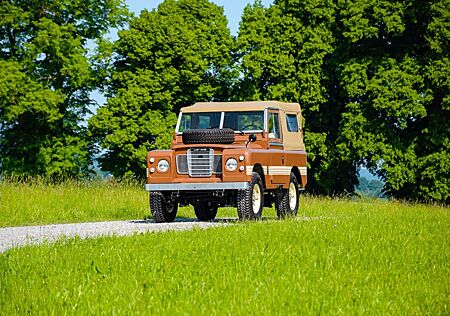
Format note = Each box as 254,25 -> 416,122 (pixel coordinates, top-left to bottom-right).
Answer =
0,178 -> 236,227
0,178 -> 148,227
1,179 -> 448,313
1,177 -> 445,228
1,200 -> 449,314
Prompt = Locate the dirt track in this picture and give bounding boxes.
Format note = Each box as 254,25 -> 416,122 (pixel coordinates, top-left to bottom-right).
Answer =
0,219 -> 224,253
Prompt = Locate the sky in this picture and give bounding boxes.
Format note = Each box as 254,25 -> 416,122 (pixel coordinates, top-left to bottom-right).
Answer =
127,0 -> 273,35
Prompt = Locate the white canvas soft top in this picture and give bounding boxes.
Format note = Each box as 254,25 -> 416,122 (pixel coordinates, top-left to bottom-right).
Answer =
180,101 -> 301,113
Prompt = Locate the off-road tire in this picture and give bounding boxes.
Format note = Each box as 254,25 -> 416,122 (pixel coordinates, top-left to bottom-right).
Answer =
150,192 -> 178,223
237,172 -> 264,220
193,201 -> 218,221
182,128 -> 235,144
275,172 -> 299,218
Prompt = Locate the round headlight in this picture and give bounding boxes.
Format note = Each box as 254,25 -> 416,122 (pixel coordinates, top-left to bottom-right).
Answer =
225,158 -> 238,171
157,159 -> 169,172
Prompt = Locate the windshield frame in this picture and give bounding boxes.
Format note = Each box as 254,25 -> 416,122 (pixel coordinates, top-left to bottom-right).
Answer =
176,110 -> 269,134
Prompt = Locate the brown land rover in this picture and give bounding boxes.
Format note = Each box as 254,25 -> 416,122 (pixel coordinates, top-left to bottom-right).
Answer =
145,101 -> 307,222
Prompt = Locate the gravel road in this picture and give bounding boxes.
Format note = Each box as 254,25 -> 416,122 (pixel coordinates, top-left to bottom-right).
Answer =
0,219 -> 224,253
0,216 -> 327,253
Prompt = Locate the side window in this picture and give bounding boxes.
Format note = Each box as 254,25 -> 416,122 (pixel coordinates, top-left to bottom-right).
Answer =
268,112 -> 280,139
286,114 -> 299,132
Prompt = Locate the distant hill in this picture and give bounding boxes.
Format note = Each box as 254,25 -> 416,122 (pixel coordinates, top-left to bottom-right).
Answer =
357,168 -> 385,197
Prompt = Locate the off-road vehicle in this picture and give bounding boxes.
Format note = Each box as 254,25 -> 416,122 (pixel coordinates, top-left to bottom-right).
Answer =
145,101 -> 307,222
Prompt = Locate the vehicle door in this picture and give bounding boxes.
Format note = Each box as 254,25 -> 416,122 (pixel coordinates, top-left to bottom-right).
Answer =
267,109 -> 285,184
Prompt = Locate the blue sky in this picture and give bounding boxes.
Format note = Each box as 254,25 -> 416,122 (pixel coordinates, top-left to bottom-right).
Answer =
127,0 -> 273,35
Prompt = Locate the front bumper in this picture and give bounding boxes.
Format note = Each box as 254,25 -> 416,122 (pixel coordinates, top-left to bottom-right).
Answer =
145,182 -> 250,191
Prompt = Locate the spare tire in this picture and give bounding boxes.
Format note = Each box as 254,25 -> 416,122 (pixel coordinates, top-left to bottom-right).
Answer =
182,128 -> 235,144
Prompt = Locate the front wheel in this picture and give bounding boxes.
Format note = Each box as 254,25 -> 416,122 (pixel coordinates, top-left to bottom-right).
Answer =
150,192 -> 178,223
275,172 -> 299,218
193,201 -> 218,221
237,172 -> 264,220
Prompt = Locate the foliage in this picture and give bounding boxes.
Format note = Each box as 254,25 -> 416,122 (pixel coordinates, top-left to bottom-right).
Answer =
88,0 -> 235,177
0,0 -> 448,202
237,0 -> 358,195
0,0 -> 129,178
1,203 -> 448,314
237,0 -> 450,202
335,0 -> 450,203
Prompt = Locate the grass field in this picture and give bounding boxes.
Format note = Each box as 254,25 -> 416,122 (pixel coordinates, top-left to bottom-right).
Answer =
1,177 -> 445,227
1,207 -> 449,314
0,178 -> 149,227
1,180 -> 449,314
0,178 -> 244,227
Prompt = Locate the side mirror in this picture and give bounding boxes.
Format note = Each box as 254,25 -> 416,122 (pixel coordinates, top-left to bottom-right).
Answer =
246,134 -> 257,148
248,134 -> 257,142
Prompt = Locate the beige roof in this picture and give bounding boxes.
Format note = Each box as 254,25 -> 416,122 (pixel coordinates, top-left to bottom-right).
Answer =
180,101 -> 301,113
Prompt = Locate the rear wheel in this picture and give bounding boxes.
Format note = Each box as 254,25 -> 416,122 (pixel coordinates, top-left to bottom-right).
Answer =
237,172 -> 264,220
150,192 -> 178,223
193,201 -> 218,221
276,172 -> 299,218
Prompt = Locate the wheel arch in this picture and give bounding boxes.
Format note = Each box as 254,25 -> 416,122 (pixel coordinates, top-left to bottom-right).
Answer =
291,166 -> 303,188
252,163 -> 266,189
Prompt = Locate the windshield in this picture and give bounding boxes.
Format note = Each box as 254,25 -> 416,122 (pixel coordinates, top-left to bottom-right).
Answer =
178,111 -> 264,133
178,112 -> 222,132
223,111 -> 264,131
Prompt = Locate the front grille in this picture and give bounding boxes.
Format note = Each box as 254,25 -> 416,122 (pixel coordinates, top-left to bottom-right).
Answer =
176,149 -> 221,177
187,148 -> 214,177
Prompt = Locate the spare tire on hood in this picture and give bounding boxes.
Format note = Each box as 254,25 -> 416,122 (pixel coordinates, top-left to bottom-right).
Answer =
182,128 -> 235,144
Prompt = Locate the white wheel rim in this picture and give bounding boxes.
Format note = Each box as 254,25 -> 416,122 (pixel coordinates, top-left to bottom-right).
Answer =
252,184 -> 261,214
289,182 -> 297,210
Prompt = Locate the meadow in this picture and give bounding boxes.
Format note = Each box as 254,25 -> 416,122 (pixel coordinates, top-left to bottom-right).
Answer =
0,179 -> 449,314
0,178 -> 149,227
0,177 -> 243,227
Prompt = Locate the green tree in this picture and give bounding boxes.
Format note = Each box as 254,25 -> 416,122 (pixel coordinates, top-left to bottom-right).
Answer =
89,0 -> 234,177
237,0 -> 359,195
335,0 -> 450,202
0,0 -> 128,178
238,0 -> 449,202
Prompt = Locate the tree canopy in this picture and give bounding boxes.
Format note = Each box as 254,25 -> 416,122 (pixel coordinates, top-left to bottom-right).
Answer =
88,0 -> 234,177
0,0 -> 128,178
236,0 -> 449,202
236,0 -> 356,195
334,0 -> 450,201
0,0 -> 448,203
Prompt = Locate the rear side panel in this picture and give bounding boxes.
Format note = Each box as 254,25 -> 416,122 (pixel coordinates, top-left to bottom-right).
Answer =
244,149 -> 307,190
